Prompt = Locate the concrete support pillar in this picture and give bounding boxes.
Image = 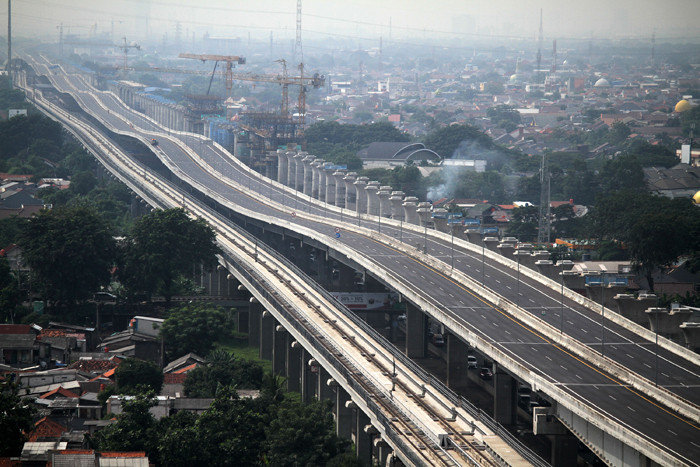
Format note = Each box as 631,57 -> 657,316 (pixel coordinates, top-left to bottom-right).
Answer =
493,363 -> 517,425
355,411 -> 373,465
646,307 -> 692,342
446,334 -> 469,388
286,151 -> 296,187
432,208 -> 449,233
335,388 -> 353,440
333,170 -> 347,207
497,242 -> 516,257
561,270 -> 585,291
535,260 -> 557,280
260,310 -> 274,361
318,163 -> 328,202
354,177 -> 369,214
343,172 -> 357,210
389,191 -> 405,221
374,439 -> 391,467
324,168 -> 337,206
405,303 -> 427,358
613,293 -> 657,326
466,229 -> 483,244
302,352 -> 317,404
483,236 -> 500,252
302,155 -> 316,196
416,203 -> 431,252
403,197 -> 419,225
287,339 -> 302,393
293,154 -> 305,191
312,160 -> 324,199
365,181 -> 380,215
248,299 -> 261,349
680,322 -> 700,351
273,324 -> 287,377
318,368 -> 335,403
377,186 -> 392,218
585,278 -> 627,311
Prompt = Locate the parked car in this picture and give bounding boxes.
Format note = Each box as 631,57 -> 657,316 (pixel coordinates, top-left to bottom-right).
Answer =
479,367 -> 493,380
467,355 -> 478,369
431,333 -> 445,346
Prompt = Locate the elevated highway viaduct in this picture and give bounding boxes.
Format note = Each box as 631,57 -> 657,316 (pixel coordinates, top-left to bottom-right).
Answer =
19,53 -> 700,467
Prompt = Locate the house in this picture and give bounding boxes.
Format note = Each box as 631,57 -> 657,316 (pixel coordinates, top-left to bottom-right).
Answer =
0,324 -> 51,368
644,165 -> 700,198
163,352 -> 207,374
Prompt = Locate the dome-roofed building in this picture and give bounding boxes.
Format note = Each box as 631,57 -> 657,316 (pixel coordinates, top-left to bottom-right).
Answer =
693,191 -> 700,204
594,78 -> 611,88
675,99 -> 692,113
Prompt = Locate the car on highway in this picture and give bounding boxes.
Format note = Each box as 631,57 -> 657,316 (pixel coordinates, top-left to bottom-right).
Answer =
479,367 -> 493,380
431,333 -> 445,346
150,138 -> 158,146
467,355 -> 478,369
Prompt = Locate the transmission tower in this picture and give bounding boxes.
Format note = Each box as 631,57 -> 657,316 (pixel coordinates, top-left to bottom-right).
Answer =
537,153 -> 551,245
293,0 -> 303,63
536,8 -> 543,84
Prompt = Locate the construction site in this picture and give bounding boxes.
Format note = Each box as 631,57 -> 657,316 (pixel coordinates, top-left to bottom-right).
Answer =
57,30 -> 325,175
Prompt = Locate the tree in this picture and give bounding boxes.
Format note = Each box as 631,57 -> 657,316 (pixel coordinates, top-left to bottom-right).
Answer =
159,303 -> 232,360
19,203 -> 117,306
587,191 -> 700,290
264,399 -> 350,466
121,208 -> 220,301
69,170 -> 97,195
423,123 -> 498,160
596,154 -> 645,197
607,121 -> 631,145
92,391 -> 160,461
0,380 -> 36,457
115,358 -> 164,395
191,386 -> 269,466
184,349 -> 263,398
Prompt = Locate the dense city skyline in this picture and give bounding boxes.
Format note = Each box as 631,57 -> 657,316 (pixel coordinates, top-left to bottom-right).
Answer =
5,0 -> 700,49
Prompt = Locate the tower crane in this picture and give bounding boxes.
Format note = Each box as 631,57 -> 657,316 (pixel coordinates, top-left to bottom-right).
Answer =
178,53 -> 246,100
119,37 -> 141,70
131,57 -> 324,132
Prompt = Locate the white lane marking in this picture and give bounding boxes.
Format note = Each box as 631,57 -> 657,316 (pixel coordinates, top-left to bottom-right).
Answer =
627,406 -> 636,412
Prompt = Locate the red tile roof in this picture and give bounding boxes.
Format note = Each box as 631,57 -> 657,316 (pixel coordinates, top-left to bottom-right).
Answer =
0,324 -> 33,335
163,373 -> 187,384
173,363 -> 198,374
39,387 -> 79,399
58,450 -> 94,455
27,417 -> 67,442
68,359 -> 118,373
100,452 -> 147,458
39,329 -> 67,338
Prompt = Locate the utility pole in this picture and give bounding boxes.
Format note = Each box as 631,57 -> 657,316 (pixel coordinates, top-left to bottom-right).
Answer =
537,152 -> 551,245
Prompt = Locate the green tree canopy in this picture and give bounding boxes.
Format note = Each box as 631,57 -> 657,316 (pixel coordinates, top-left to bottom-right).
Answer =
596,154 -> 645,198
115,358 -> 164,395
92,391 -> 160,461
0,380 -> 36,457
423,123 -> 497,160
19,203 -> 117,306
264,399 -> 350,466
184,349 -> 263,397
586,191 -> 700,290
120,208 -> 220,301
159,303 -> 232,360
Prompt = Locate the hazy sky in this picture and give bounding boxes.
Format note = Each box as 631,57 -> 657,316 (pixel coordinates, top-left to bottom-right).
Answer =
6,0 -> 700,47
